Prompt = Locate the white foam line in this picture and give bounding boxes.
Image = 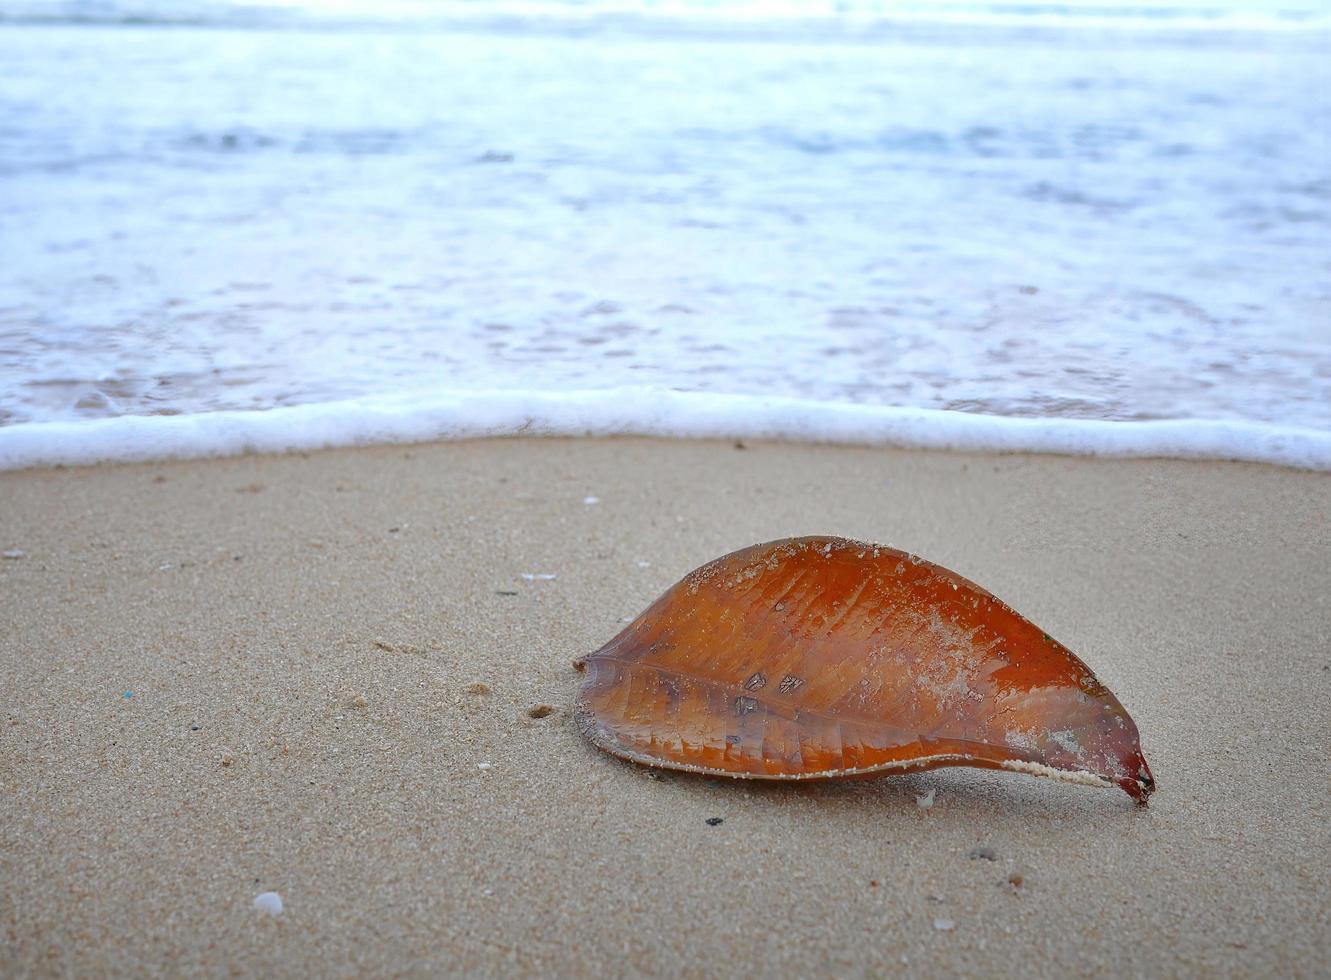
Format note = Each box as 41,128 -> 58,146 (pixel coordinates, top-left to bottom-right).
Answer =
1,387 -> 1328,471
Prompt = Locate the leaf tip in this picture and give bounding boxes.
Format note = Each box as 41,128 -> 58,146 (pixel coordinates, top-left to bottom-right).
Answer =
1122,757 -> 1156,805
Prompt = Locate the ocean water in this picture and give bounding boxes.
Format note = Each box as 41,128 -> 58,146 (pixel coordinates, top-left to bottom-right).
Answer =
1,0 -> 1329,468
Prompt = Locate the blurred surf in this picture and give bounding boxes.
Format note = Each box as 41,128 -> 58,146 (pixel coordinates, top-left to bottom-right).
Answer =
0,2 -> 1327,468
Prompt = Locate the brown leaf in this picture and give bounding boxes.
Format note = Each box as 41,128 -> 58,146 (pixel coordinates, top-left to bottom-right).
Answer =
574,536 -> 1154,803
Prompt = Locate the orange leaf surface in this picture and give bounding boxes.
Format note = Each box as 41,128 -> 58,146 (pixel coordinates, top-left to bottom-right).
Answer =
574,536 -> 1155,803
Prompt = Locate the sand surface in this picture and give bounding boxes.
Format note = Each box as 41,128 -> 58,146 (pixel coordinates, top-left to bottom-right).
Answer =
2,439 -> 1328,977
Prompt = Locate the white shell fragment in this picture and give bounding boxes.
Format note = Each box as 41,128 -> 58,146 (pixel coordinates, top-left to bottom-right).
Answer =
254,891 -> 284,915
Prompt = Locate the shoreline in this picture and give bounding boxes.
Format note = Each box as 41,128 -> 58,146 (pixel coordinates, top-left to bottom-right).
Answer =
4,389 -> 1330,472
2,438 -> 1327,975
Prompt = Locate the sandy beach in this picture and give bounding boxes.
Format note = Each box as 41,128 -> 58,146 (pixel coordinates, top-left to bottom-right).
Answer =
2,437 -> 1327,977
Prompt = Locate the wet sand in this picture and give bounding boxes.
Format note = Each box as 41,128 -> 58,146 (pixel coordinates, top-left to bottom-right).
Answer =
1,438 -> 1327,976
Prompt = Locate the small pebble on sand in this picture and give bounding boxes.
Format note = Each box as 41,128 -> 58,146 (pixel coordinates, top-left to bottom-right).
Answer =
254,892 -> 284,915
467,683 -> 491,695
705,817 -> 724,826
477,762 -> 493,770
2,549 -> 25,559
933,918 -> 954,932
527,704 -> 555,719
583,496 -> 600,505
915,788 -> 936,809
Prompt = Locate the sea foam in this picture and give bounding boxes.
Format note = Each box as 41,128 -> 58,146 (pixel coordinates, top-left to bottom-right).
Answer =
1,387 -> 1327,471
